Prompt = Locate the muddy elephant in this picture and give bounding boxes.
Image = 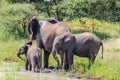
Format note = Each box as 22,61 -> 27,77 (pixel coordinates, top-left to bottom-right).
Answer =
52,32 -> 103,70
27,17 -> 72,69
17,41 -> 42,72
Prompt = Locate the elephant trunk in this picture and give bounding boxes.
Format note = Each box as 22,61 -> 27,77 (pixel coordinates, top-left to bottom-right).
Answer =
52,48 -> 59,69
17,50 -> 25,61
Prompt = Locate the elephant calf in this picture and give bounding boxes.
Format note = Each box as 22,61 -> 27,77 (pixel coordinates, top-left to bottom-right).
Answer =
17,41 -> 42,72
52,32 -> 103,70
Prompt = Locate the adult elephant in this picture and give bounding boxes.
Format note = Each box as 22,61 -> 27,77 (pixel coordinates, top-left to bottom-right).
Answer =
27,17 -> 72,68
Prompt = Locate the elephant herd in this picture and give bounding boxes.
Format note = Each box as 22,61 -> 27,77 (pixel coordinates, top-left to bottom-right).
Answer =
17,17 -> 103,72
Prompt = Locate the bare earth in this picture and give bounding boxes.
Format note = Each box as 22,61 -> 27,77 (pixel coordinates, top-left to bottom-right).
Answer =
0,61 -> 102,80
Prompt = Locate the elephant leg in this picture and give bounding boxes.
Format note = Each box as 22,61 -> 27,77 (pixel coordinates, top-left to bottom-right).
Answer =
30,64 -> 32,71
31,61 -> 36,72
88,54 -> 96,69
32,64 -> 36,72
31,57 -> 37,72
64,52 -> 69,71
67,50 -> 74,70
25,59 -> 29,70
60,54 -> 63,69
61,53 -> 66,72
37,56 -> 42,72
59,51 -> 64,68
44,50 -> 50,68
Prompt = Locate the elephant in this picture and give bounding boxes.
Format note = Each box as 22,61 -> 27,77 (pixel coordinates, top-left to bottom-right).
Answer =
17,41 -> 42,72
52,32 -> 76,70
52,32 -> 103,70
27,17 -> 72,69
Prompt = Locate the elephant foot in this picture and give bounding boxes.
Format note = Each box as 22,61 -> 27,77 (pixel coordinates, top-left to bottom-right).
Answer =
53,67 -> 59,72
65,64 -> 69,71
44,64 -> 48,69
36,70 -> 40,73
49,66 -> 55,70
25,67 -> 29,71
55,66 -> 59,69
60,68 -> 65,73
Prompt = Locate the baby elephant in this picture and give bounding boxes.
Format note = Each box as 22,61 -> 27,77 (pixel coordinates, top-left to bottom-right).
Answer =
17,41 -> 42,72
52,32 -> 103,70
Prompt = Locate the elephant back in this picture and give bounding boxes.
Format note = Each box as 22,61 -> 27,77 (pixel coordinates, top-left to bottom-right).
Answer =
54,22 -> 72,36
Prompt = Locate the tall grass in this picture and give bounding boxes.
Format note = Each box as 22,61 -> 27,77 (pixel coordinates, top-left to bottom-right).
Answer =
73,39 -> 120,80
0,39 -> 120,79
0,40 -> 24,62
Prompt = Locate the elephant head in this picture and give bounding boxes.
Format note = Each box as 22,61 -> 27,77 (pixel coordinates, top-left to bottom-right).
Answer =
17,41 -> 32,61
52,32 -> 76,70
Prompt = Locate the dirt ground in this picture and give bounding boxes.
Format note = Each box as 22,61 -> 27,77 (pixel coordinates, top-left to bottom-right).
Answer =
0,61 -> 102,80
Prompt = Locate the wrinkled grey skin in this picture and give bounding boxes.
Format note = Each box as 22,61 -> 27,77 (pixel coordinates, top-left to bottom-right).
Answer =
52,32 -> 103,70
17,41 -> 42,72
27,17 -> 72,69
52,32 -> 76,70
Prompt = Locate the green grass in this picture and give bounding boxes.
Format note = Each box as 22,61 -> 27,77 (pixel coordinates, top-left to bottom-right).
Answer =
0,39 -> 120,80
0,39 -> 26,62
73,39 -> 120,80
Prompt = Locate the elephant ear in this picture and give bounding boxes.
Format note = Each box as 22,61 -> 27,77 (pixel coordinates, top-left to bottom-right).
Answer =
25,41 -> 32,45
63,33 -> 76,49
46,18 -> 59,24
63,32 -> 74,43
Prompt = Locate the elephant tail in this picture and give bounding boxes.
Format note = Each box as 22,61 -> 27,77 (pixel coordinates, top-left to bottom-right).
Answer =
27,17 -> 40,40
100,42 -> 103,59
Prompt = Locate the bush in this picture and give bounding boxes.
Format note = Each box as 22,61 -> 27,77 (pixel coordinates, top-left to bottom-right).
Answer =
68,18 -> 120,39
52,0 -> 120,21
0,1 -> 35,40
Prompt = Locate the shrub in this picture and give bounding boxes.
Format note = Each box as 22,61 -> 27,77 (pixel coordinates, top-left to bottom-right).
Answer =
68,18 -> 120,39
0,1 -> 35,40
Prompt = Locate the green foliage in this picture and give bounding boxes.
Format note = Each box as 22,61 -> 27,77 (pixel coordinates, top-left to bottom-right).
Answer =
0,1 -> 35,40
36,0 -> 120,21
0,0 -> 119,40
3,0 -> 120,22
68,18 -> 120,40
